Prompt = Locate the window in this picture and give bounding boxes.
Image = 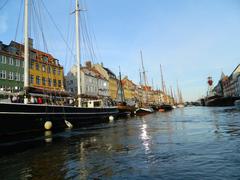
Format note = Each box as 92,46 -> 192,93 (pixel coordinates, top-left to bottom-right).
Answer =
30,60 -> 34,69
42,56 -> 48,62
9,57 -> 14,65
21,74 -> 24,82
8,72 -> 14,80
17,73 -> 20,81
14,73 -> 20,81
0,70 -> 6,79
42,64 -> 46,72
48,78 -> 52,86
58,80 -> 61,87
53,68 -> 56,75
36,76 -> 41,85
58,69 -> 61,75
36,63 -> 39,71
0,55 -> 6,64
16,59 -> 20,67
53,79 -> 57,87
30,51 -> 36,59
30,75 -> 34,84
47,66 -> 51,73
42,77 -> 46,86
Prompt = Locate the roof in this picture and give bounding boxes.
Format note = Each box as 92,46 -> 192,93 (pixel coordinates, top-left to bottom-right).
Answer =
81,67 -> 106,80
103,67 -> 117,78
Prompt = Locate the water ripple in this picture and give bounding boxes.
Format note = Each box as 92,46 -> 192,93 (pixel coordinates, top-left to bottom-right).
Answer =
0,107 -> 240,179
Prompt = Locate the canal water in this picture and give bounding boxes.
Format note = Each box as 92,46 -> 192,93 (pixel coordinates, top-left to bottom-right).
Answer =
0,107 -> 240,179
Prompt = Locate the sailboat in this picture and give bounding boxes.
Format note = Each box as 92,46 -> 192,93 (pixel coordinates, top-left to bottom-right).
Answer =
176,81 -> 185,108
0,0 -> 118,136
135,51 -> 154,116
116,67 -> 135,117
158,64 -> 173,112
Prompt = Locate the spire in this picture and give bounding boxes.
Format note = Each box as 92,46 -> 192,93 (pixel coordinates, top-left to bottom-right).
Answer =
220,71 -> 226,80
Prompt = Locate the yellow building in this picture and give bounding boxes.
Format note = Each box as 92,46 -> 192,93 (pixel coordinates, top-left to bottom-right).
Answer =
121,76 -> 137,100
14,41 -> 64,92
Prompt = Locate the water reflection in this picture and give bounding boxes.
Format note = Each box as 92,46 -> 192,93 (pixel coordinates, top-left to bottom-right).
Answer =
140,119 -> 151,153
44,130 -> 52,143
0,107 -> 240,179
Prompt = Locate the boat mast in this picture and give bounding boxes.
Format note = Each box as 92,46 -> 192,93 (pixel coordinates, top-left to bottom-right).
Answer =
140,50 -> 148,103
177,80 -> 181,104
119,66 -> 125,102
140,50 -> 147,87
75,0 -> 82,107
139,68 -> 142,86
160,64 -> 165,95
170,85 -> 174,104
24,0 -> 29,100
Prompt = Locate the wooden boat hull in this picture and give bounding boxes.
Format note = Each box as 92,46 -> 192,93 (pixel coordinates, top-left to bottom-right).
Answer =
117,105 -> 135,117
0,103 -> 118,136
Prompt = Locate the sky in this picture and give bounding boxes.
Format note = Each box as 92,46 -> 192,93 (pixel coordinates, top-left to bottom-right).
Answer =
1,0 -> 240,101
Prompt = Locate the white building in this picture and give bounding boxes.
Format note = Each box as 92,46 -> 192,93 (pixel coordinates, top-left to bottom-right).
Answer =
65,64 -> 109,99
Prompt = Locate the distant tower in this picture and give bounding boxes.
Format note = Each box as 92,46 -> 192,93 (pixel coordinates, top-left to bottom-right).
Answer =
207,76 -> 213,96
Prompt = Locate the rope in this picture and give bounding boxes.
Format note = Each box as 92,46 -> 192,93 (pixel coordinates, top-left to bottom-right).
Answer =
40,0 -> 75,59
14,0 -> 23,41
0,0 -> 9,11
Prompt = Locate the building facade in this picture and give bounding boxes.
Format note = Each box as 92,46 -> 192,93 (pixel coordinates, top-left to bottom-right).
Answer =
0,40 -> 64,94
222,64 -> 240,97
237,74 -> 240,96
0,41 -> 24,92
93,63 -> 118,100
121,76 -> 137,102
103,67 -> 118,100
65,64 -> 109,99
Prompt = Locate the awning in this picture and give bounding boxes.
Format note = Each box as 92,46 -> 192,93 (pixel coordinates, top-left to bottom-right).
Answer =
29,93 -> 49,98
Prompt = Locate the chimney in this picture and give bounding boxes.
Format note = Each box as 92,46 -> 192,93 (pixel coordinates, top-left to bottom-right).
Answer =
85,61 -> 92,68
101,62 -> 103,67
29,38 -> 33,48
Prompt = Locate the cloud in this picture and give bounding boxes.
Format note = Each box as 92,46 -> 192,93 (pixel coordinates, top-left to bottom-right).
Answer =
0,15 -> 7,34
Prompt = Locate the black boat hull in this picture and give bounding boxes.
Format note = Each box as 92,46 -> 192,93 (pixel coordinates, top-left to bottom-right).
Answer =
0,103 -> 118,136
158,104 -> 173,111
205,96 -> 240,107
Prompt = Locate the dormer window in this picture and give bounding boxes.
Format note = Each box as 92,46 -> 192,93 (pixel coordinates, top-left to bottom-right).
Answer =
43,56 -> 48,62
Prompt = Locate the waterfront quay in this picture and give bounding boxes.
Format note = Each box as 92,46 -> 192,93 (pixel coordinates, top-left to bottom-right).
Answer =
1,107 -> 240,179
